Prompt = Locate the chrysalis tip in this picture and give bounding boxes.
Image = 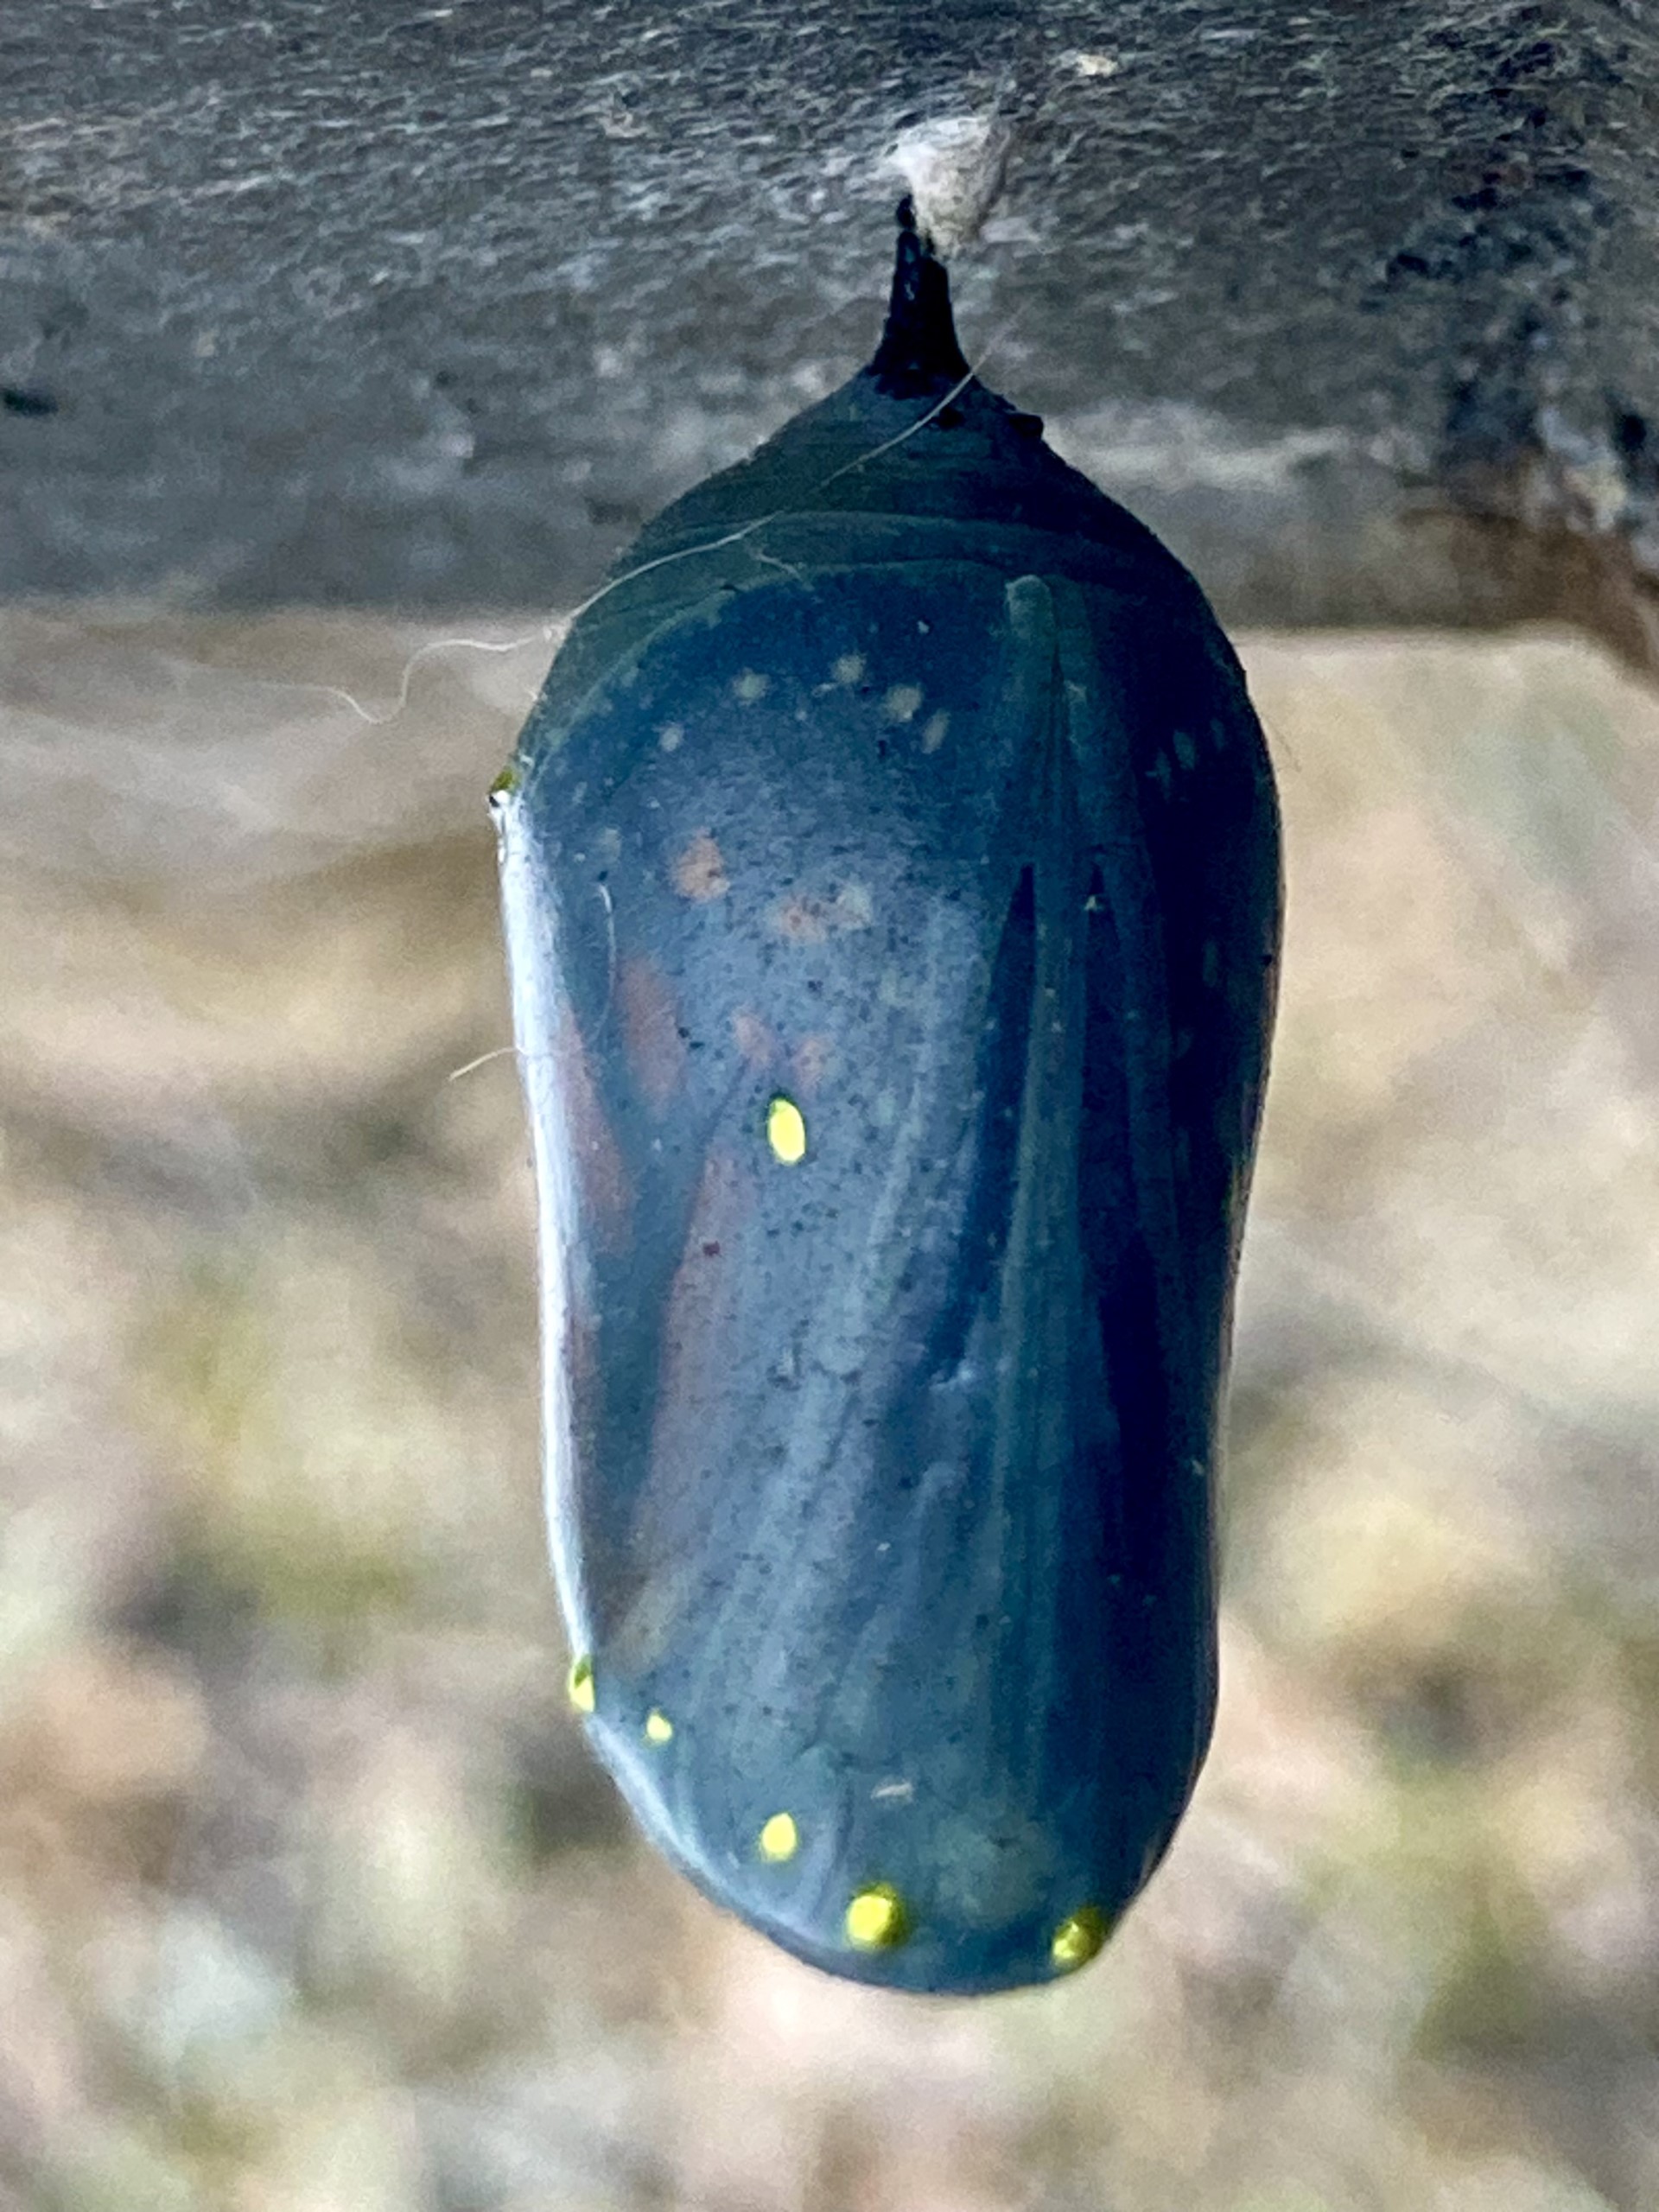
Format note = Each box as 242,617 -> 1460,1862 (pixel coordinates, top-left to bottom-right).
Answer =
867,195 -> 973,399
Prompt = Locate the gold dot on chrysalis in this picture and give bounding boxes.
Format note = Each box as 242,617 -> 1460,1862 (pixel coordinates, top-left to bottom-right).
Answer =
567,1654 -> 595,1713
644,1709 -> 674,1745
1050,1905 -> 1109,1973
766,1095 -> 807,1165
757,1812 -> 799,1863
845,1884 -> 909,1950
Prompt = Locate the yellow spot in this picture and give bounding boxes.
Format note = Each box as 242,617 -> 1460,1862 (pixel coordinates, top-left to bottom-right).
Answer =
766,1095 -> 807,1165
733,670 -> 771,703
567,1654 -> 595,1713
488,763 -> 519,798
882,683 -> 924,724
921,711 -> 950,753
845,1884 -> 908,1950
645,1708 -> 674,1745
832,652 -> 865,685
758,1812 -> 798,1863
1050,1904 -> 1109,1973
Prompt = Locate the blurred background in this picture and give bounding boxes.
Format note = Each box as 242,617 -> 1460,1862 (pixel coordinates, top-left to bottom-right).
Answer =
1,607 -> 1655,2212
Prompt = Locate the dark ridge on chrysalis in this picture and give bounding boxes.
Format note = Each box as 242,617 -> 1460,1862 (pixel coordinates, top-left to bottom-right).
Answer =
867,195 -> 974,399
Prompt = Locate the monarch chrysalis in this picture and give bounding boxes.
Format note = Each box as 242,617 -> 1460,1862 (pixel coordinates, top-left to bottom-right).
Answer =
493,202 -> 1281,1995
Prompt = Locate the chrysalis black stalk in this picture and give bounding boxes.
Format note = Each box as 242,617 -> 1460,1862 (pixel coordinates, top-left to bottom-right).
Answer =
868,195 -> 974,397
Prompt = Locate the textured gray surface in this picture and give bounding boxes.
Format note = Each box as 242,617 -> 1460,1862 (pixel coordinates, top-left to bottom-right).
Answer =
3,0 -> 1657,638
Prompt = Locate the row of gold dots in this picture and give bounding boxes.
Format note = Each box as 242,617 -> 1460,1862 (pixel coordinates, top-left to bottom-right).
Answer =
567,1654 -> 1109,1973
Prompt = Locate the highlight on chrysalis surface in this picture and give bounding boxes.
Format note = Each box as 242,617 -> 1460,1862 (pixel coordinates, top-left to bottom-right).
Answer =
492,193 -> 1281,1997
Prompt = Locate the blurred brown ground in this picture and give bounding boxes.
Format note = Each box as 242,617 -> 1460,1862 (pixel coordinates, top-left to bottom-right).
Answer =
0,610 -> 1655,2212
